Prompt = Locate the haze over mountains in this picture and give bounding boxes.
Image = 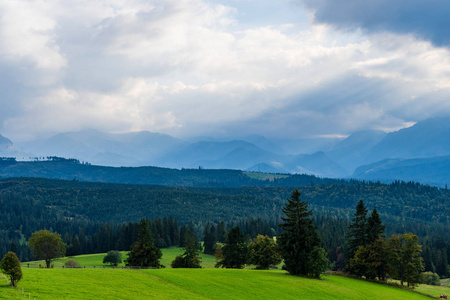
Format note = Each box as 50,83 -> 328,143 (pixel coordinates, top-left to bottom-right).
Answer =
2,116 -> 450,186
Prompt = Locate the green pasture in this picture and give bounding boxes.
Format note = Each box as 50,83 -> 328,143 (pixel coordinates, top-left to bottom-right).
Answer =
0,268 -> 438,300
23,248 -> 217,269
8,250 -> 449,299
415,283 -> 450,298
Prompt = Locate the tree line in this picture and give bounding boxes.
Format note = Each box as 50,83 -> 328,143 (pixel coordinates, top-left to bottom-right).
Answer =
1,188 -> 448,288
1,177 -> 449,277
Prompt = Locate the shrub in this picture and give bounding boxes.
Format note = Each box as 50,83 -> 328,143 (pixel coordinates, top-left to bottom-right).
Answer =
422,272 -> 440,286
0,252 -> 22,287
103,251 -> 123,266
64,258 -> 80,268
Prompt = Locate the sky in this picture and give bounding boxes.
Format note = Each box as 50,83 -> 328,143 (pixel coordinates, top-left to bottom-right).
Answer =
1,0 -> 450,142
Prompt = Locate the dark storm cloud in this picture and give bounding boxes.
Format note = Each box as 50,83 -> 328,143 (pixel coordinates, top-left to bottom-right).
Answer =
299,0 -> 450,47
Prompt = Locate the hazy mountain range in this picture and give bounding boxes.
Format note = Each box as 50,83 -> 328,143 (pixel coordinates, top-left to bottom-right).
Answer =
2,116 -> 450,185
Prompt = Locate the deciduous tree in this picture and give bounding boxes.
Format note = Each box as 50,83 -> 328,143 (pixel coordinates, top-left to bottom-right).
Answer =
247,234 -> 282,269
0,252 -> 22,287
349,237 -> 388,280
387,233 -> 424,287
103,250 -> 123,266
28,230 -> 66,268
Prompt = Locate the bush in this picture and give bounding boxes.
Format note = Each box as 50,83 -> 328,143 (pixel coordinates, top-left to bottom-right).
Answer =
171,255 -> 201,268
0,252 -> 22,287
103,251 -> 123,266
247,235 -> 282,269
64,258 -> 80,268
422,272 -> 441,286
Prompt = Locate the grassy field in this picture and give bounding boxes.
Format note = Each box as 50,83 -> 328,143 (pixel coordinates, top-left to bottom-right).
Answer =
10,250 -> 449,299
23,248 -> 217,269
0,268 -> 437,300
441,278 -> 450,287
415,283 -> 450,298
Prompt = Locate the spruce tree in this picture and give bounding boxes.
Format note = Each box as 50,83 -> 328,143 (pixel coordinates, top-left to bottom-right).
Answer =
366,207 -> 385,244
171,230 -> 202,268
278,189 -> 327,277
203,222 -> 217,255
347,199 -> 368,260
125,219 -> 163,268
215,226 -> 247,269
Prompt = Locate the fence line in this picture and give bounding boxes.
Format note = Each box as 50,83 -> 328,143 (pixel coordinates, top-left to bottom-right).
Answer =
23,264 -> 158,270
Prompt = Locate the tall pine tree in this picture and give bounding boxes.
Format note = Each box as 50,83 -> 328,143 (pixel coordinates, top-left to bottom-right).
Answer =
171,229 -> 202,268
215,226 -> 247,269
366,207 -> 385,244
203,222 -> 217,255
125,219 -> 163,268
347,199 -> 368,260
278,189 -> 328,277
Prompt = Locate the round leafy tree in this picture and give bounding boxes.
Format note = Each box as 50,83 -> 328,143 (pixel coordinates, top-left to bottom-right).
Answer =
29,230 -> 66,268
0,252 -> 22,287
103,251 -> 123,266
247,234 -> 282,269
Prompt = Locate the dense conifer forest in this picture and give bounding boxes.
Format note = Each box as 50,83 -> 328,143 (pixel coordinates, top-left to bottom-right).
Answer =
0,176 -> 449,277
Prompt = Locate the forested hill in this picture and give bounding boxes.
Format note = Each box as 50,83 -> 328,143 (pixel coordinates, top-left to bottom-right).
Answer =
0,158 -> 344,187
2,177 -> 449,275
1,177 -> 449,227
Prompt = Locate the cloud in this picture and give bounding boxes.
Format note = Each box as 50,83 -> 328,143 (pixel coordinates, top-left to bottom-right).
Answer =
1,0 -> 450,143
297,0 -> 450,47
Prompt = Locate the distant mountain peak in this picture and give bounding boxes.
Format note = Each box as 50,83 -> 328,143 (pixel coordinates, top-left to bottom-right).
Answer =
0,133 -> 13,146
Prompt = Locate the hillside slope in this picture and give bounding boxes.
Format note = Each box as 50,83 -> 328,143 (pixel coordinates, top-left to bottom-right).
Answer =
2,269 -> 432,300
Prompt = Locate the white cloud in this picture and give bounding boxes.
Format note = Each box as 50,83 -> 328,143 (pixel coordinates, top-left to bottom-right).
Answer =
0,1 -> 66,72
1,0 -> 450,142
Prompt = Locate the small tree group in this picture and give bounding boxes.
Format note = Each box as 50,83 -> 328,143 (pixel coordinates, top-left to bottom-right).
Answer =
347,200 -> 424,287
0,252 -> 22,287
215,189 -> 328,278
215,227 -> 281,270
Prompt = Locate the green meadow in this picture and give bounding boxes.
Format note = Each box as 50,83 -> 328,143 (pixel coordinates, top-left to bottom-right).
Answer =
3,249 -> 448,299
23,248 -> 217,269
0,268 -> 438,300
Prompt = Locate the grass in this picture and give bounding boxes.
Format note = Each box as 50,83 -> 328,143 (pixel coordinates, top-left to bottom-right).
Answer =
23,248 -> 217,269
13,251 -> 447,299
387,277 -> 450,298
415,282 -> 450,298
0,268 -> 435,300
441,278 -> 450,287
